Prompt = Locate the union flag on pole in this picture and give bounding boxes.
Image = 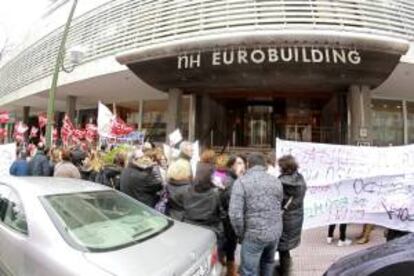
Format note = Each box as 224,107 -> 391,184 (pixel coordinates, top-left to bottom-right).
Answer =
111,116 -> 134,136
13,121 -> 28,142
61,115 -> 75,144
29,127 -> 39,138
0,112 -> 9,124
85,123 -> 98,142
0,128 -> 6,139
38,113 -> 47,129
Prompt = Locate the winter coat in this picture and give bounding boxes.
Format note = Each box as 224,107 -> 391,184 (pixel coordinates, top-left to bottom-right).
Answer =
96,165 -> 122,190
173,186 -> 224,236
28,152 -> 51,176
120,163 -> 163,208
166,179 -> 191,220
221,171 -> 237,243
278,172 -> 307,251
54,161 -> 81,179
9,160 -> 29,176
229,165 -> 284,243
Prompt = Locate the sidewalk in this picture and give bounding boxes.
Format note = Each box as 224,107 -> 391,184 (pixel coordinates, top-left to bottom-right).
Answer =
290,224 -> 386,276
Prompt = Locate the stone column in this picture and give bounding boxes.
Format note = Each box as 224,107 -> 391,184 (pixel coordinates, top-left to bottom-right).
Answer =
166,88 -> 183,139
23,106 -> 30,124
348,85 -> 372,145
188,94 -> 196,141
66,95 -> 77,123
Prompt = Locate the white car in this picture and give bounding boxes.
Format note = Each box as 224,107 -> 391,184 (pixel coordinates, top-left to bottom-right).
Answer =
0,177 -> 222,276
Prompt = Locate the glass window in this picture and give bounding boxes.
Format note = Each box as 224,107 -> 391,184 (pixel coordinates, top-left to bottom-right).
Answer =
180,97 -> 190,139
407,102 -> 414,144
0,185 -> 11,221
3,191 -> 28,235
371,99 -> 404,146
142,100 -> 167,142
0,185 -> 28,235
42,191 -> 171,252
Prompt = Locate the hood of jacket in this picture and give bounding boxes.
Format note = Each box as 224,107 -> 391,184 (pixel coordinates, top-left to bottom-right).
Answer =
279,172 -> 306,187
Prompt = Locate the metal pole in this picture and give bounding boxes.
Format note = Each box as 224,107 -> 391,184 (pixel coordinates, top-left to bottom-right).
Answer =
45,0 -> 78,147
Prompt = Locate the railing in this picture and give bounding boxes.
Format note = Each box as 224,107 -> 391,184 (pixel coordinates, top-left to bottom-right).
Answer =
1,0 -> 414,98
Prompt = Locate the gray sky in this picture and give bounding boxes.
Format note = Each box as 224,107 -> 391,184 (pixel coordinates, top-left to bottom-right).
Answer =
0,0 -> 49,49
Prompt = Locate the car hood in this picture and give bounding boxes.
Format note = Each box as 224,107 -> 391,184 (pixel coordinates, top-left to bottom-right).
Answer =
83,220 -> 216,276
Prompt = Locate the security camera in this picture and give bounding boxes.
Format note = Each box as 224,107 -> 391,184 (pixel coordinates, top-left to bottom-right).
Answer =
67,46 -> 86,65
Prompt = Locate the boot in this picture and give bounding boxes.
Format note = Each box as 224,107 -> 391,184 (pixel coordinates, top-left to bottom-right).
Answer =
278,256 -> 292,276
226,261 -> 238,276
357,224 -> 374,244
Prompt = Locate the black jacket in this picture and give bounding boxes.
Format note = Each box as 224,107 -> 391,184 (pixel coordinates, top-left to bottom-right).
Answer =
166,179 -> 192,221
174,186 -> 224,236
120,164 -> 163,208
278,172 -> 307,251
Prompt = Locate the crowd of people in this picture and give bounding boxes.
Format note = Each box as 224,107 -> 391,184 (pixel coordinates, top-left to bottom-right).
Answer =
9,140 -> 309,276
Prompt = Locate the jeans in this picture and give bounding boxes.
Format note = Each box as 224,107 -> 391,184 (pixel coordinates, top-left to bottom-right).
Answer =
240,238 -> 278,276
328,224 -> 347,241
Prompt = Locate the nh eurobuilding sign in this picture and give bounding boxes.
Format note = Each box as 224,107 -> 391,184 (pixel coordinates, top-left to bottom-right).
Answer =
177,47 -> 362,69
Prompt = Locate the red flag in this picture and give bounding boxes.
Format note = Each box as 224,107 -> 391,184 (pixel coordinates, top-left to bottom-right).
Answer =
39,135 -> 46,145
73,129 -> 86,140
38,113 -> 47,129
111,117 -> 134,136
13,121 -> 28,142
0,128 -> 6,139
61,115 -> 75,144
53,128 -> 58,142
0,112 -> 9,124
29,127 -> 39,138
85,123 -> 98,142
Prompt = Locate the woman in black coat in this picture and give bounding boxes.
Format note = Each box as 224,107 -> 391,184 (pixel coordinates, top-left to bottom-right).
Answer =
277,155 -> 307,276
120,151 -> 163,208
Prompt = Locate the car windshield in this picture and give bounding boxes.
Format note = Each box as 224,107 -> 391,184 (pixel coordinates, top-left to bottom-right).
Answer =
42,190 -> 171,252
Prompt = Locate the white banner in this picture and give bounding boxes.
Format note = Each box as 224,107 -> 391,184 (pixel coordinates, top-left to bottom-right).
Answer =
97,101 -> 114,138
276,138 -> 414,186
304,174 -> 414,231
0,143 -> 16,176
276,139 -> 414,231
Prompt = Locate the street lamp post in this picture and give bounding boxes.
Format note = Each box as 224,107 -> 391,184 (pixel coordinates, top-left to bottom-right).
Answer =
45,0 -> 78,148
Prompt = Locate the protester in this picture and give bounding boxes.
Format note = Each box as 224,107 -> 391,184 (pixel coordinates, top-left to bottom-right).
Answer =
98,152 -> 126,189
212,154 -> 229,189
229,153 -> 284,276
9,151 -> 29,176
172,162 -> 224,251
356,224 -> 374,244
120,150 -> 163,208
221,155 -> 246,276
71,142 -> 87,167
80,150 -> 103,181
48,147 -> 61,176
166,141 -> 193,220
327,224 -> 352,246
199,149 -> 216,166
54,149 -> 81,179
277,155 -> 307,276
266,152 -> 278,176
28,143 -> 51,176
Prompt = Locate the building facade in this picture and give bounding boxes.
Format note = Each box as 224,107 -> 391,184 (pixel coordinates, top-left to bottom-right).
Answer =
1,0 -> 414,148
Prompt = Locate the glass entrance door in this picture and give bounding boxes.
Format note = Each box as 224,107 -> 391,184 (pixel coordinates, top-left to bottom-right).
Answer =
222,95 -> 342,148
245,105 -> 273,147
